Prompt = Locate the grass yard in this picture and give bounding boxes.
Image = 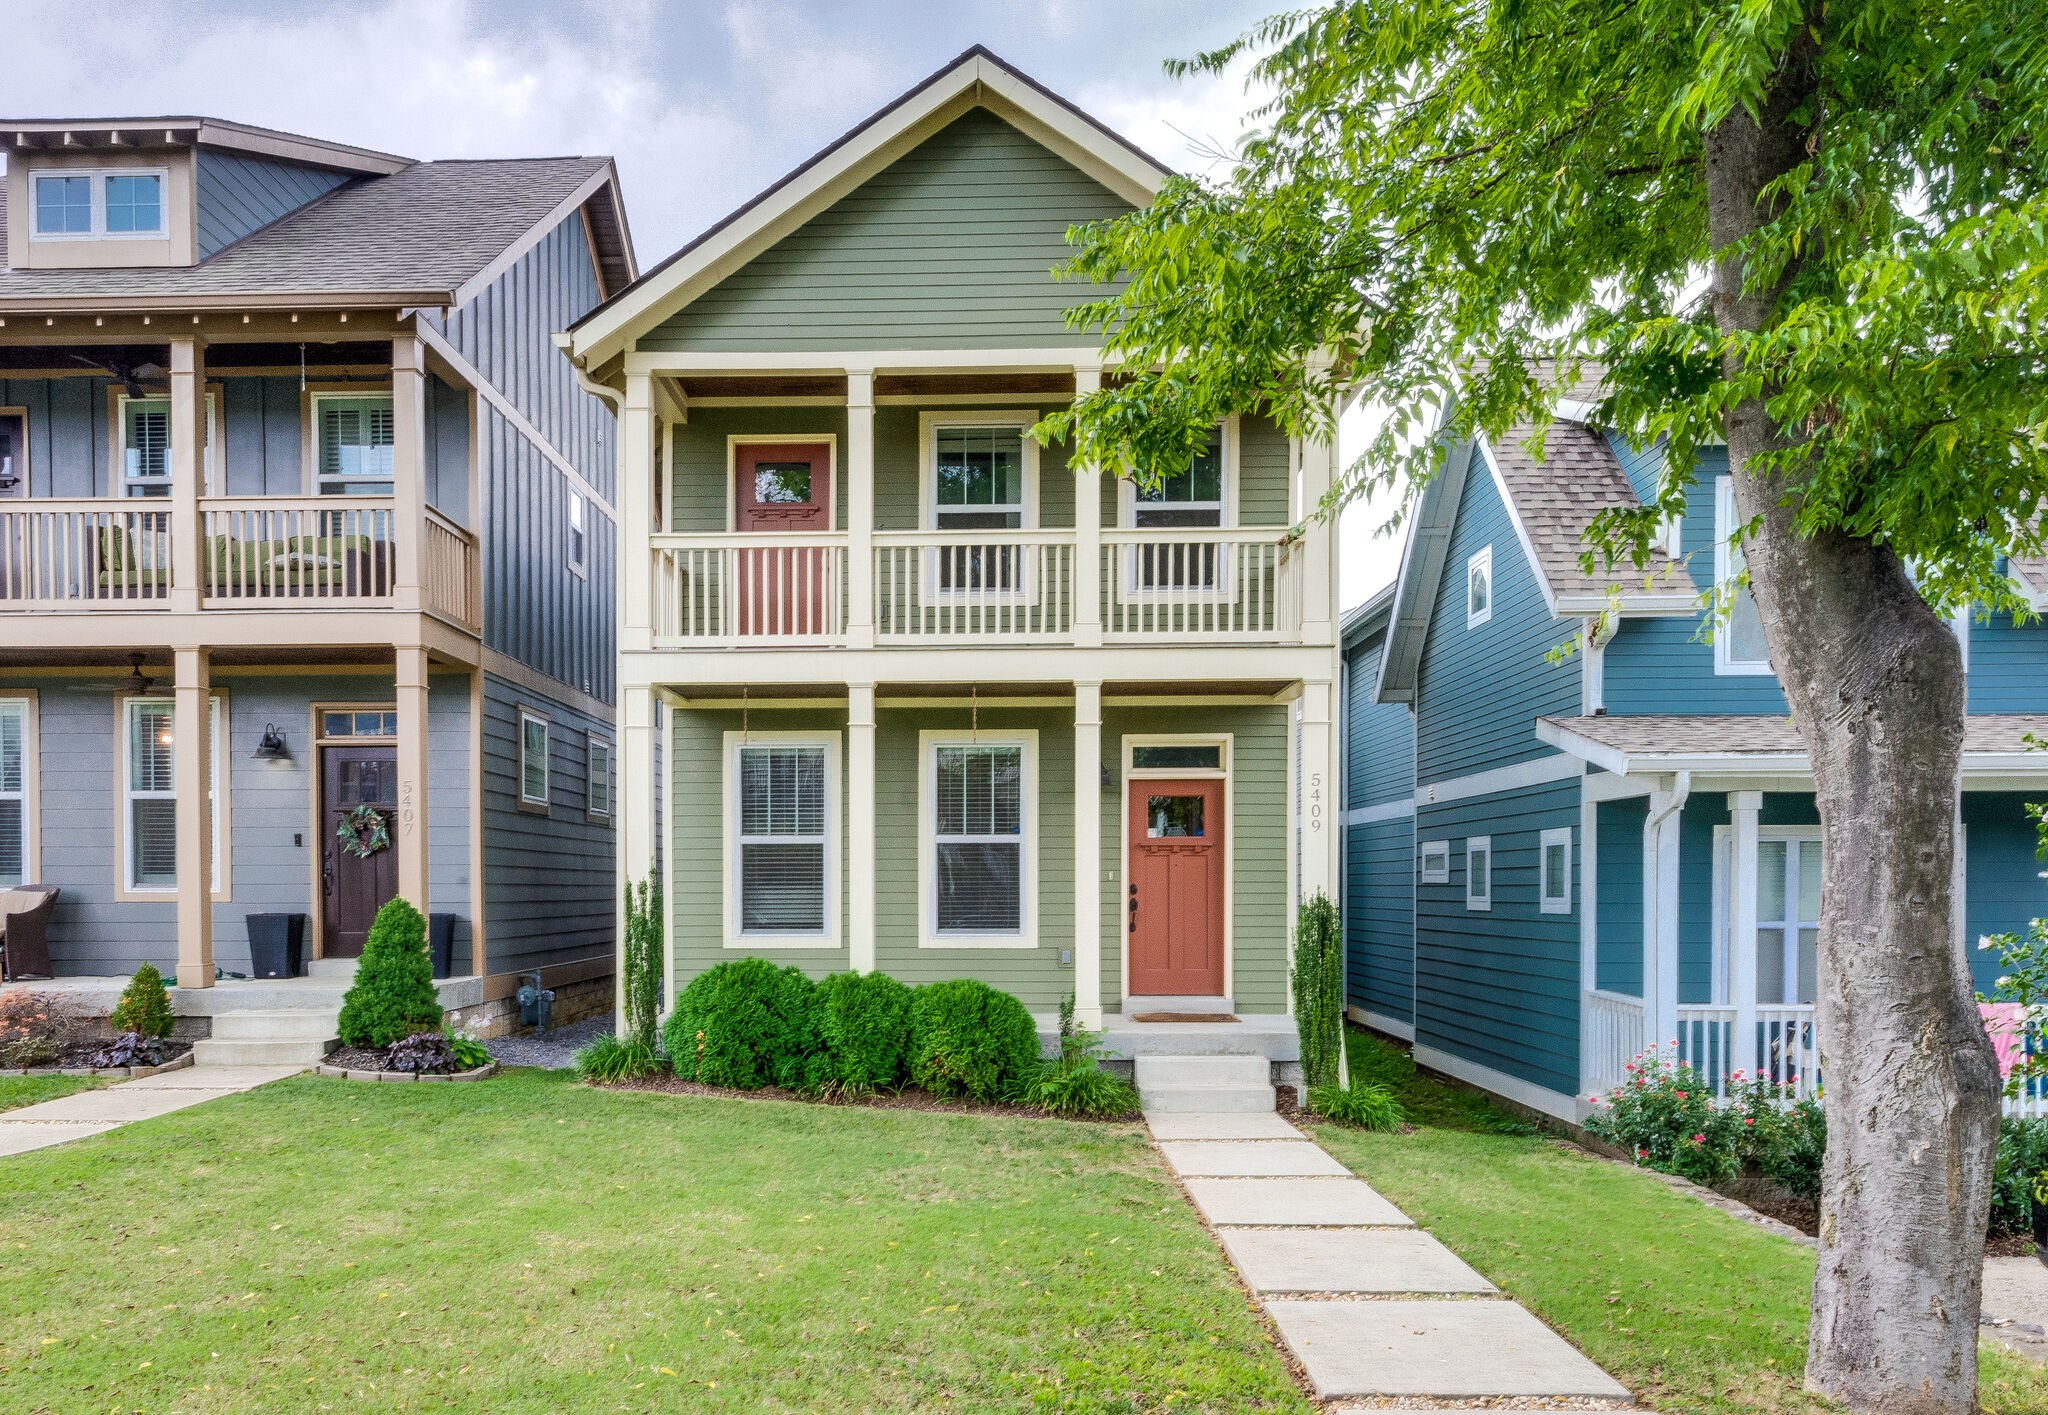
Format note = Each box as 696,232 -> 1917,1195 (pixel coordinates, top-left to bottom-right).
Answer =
1306,1030 -> 2048,1415
0,1073 -> 99,1113
0,1069 -> 1307,1415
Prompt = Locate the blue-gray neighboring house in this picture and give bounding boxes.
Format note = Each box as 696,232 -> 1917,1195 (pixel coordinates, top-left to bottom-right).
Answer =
1343,412 -> 2048,1121
0,117 -> 635,1042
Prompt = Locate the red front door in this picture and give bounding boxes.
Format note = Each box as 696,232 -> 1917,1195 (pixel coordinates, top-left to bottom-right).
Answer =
734,442 -> 833,635
1127,778 -> 1226,996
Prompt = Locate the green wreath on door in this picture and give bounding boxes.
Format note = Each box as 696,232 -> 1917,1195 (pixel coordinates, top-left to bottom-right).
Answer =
337,803 -> 392,859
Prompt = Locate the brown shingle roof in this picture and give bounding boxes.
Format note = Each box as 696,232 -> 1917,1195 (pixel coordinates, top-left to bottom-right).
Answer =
1489,421 -> 1695,603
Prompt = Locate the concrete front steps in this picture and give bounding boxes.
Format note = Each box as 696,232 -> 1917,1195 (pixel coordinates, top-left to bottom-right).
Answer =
190,1006 -> 341,1067
1135,1054 -> 1276,1114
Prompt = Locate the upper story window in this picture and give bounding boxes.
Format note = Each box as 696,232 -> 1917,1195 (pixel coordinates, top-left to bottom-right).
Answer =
118,393 -> 216,498
315,395 -> 395,495
32,169 -> 166,240
934,425 -> 1026,531
1133,432 -> 1225,529
567,491 -> 589,577
0,410 -> 26,495
519,709 -> 551,810
1714,476 -> 1772,674
1466,545 -> 1493,628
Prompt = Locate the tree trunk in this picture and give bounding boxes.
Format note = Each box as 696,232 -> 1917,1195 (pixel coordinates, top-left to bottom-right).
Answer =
1705,29 -> 2004,1415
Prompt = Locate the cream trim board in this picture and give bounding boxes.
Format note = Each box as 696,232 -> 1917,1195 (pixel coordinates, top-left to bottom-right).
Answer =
517,707 -> 551,811
1117,732 -> 1234,1002
115,690 -> 227,901
1412,1042 -> 1585,1124
0,693 -> 38,888
1476,438 -> 1558,618
918,409 -> 1041,531
1464,834 -> 1492,911
1418,838 -> 1449,884
110,386 -> 220,496
1466,544 -> 1494,629
1539,825 -> 1573,915
919,728 -> 1038,950
725,433 -> 838,533
723,730 -> 842,950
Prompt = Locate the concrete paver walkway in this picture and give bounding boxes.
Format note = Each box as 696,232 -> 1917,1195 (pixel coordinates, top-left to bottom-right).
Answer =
0,1064 -> 307,1157
1147,1107 -> 1633,1408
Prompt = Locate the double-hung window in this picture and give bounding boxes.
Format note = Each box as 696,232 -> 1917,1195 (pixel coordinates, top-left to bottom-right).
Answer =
1538,827 -> 1573,914
123,695 -> 222,893
118,393 -> 216,498
0,700 -> 28,888
519,710 -> 550,809
586,736 -> 613,821
1714,477 -> 1771,673
1756,834 -> 1821,1005
733,741 -> 832,940
931,420 -> 1030,594
1129,426 -> 1228,591
315,395 -> 396,495
1465,836 -> 1492,911
32,170 -> 164,240
924,736 -> 1034,945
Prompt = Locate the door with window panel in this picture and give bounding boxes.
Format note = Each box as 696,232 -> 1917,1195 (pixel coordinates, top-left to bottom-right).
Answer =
1129,434 -> 1225,592
932,426 -> 1027,595
933,744 -> 1025,937
736,744 -> 829,937
1126,775 -> 1225,995
734,443 -> 834,636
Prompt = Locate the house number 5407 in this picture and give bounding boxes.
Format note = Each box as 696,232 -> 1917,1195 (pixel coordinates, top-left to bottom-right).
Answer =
400,780 -> 417,838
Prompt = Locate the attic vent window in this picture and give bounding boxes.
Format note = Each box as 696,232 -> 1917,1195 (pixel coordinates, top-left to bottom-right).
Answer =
32,170 -> 166,240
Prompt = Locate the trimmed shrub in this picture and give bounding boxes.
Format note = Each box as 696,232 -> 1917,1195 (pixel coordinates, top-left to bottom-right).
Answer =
815,970 -> 914,1092
335,899 -> 443,1047
109,962 -> 175,1040
1291,892 -> 1342,1090
664,958 -> 824,1090
909,979 -> 1040,1103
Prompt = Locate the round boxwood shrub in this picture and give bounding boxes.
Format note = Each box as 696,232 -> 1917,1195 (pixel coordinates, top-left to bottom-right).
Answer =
909,979 -> 1041,1103
665,958 -> 824,1090
815,970 -> 914,1092
335,899 -> 443,1048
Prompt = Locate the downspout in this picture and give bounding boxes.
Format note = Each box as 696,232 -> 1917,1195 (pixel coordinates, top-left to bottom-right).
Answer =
1644,770 -> 1691,1055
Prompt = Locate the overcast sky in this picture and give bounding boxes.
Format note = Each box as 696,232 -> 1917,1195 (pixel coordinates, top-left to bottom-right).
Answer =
6,0 -> 1401,608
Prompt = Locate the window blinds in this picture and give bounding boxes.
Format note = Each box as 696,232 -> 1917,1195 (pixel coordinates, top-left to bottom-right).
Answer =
739,745 -> 826,933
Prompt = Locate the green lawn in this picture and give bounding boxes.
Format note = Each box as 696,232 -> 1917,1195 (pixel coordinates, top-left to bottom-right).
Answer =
0,1073 -> 99,1114
1307,1030 -> 2048,1415
0,1070 -> 1307,1414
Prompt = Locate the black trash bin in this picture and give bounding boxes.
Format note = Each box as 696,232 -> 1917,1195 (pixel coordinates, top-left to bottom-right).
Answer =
247,913 -> 307,979
429,913 -> 459,979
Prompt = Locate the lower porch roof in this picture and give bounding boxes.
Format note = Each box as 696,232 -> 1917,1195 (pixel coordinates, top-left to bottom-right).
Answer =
1536,712 -> 2048,777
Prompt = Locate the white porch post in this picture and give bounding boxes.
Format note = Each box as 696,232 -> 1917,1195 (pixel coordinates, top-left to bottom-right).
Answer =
1300,679 -> 1337,903
390,336 -> 428,613
1729,790 -> 1763,1079
395,645 -> 431,914
167,337 -> 206,613
848,681 -> 877,973
1073,680 -> 1103,1027
1071,366 -> 1103,648
1643,775 -> 1688,1052
620,375 -> 657,653
845,370 -> 876,648
1297,408 -> 1338,648
172,645 -> 214,988
618,683 -> 657,1023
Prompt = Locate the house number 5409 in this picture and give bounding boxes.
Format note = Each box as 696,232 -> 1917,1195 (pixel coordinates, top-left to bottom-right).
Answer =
1308,772 -> 1324,833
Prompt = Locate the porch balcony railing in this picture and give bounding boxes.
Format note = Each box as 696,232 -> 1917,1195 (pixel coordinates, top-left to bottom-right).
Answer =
651,531 -> 848,644
0,499 -> 173,608
1583,989 -> 1648,1096
1674,1003 -> 1820,1102
422,506 -> 481,630
874,531 -> 1074,641
1101,528 -> 1296,640
200,496 -> 396,606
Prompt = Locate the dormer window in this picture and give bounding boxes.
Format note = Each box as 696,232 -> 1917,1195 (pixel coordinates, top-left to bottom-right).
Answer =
31,169 -> 166,240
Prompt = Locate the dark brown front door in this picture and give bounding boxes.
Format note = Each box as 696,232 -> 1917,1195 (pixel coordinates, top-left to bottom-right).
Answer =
734,442 -> 833,635
1127,778 -> 1227,996
323,745 -> 399,958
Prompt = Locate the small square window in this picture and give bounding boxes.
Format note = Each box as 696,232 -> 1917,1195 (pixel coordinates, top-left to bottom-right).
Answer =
1419,840 -> 1450,884
33,175 -> 92,234
104,174 -> 164,234
1466,546 -> 1493,628
1539,827 -> 1573,915
1465,836 -> 1492,911
519,711 -> 550,808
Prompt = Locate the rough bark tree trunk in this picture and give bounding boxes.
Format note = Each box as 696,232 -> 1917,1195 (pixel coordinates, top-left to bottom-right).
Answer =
1704,26 -> 2004,1415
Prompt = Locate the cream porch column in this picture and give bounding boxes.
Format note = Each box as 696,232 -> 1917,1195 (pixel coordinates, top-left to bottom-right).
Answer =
1070,367 -> 1103,648
395,646 -> 431,913
618,683 -> 658,1022
1073,680 -> 1103,1027
167,337 -> 207,613
848,682 -> 878,972
1728,790 -> 1763,1078
172,646 -> 214,988
1299,680 -> 1338,904
845,371 -> 876,649
1297,405 -> 1338,648
620,375 -> 657,653
391,336 -> 428,613
1643,775 -> 1689,1051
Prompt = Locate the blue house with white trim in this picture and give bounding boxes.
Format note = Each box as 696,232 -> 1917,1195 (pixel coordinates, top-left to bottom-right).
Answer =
1343,411 -> 2048,1122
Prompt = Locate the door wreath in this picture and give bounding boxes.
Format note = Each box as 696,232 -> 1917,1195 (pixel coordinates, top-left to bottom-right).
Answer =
337,803 -> 392,859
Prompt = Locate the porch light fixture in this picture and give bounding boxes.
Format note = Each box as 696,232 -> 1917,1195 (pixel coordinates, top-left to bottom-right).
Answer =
252,723 -> 292,762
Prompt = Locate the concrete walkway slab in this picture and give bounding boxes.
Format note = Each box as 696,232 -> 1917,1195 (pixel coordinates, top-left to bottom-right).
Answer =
10,1087 -> 225,1124
1220,1227 -> 1495,1294
1185,1176 -> 1412,1228
1267,1299 -> 1632,1399
1145,1112 -> 1303,1141
0,1121 -> 121,1156
119,1064 -> 308,1090
1158,1140 -> 1350,1178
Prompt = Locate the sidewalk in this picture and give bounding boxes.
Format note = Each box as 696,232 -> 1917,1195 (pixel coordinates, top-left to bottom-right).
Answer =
0,1065 -> 308,1156
1147,1109 -> 1634,1408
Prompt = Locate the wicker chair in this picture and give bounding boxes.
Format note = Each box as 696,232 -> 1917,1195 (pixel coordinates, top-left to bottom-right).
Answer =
0,885 -> 57,980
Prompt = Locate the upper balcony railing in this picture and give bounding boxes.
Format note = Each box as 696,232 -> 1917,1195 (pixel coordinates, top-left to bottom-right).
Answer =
0,496 -> 479,630
647,526 -> 1300,649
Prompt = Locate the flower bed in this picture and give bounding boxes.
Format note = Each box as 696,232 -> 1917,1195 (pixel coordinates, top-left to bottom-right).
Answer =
315,1058 -> 497,1084
6,1047 -> 196,1081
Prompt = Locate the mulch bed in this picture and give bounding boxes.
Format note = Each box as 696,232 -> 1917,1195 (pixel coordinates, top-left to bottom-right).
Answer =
47,1038 -> 193,1069
593,1071 -> 1143,1124
325,1045 -> 392,1072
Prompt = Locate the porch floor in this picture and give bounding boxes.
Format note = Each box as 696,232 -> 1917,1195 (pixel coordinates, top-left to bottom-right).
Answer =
1032,1011 -> 1299,1064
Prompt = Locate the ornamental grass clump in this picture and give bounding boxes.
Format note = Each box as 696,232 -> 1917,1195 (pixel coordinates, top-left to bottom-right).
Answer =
109,962 -> 175,1040
1021,996 -> 1141,1119
1586,1046 -> 1741,1187
909,978 -> 1040,1104
814,970 -> 913,1093
575,1032 -> 663,1084
665,957 -> 825,1090
335,899 -> 443,1048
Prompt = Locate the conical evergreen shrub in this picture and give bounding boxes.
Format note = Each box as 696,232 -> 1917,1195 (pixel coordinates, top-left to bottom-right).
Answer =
109,962 -> 175,1039
335,898 -> 443,1047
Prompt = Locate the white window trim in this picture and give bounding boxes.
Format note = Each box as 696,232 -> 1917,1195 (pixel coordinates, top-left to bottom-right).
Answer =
1466,545 -> 1494,629
918,409 -> 1040,531
567,490 -> 589,578
722,730 -> 841,950
116,391 -> 218,496
0,694 -> 38,890
1713,476 -> 1774,675
1539,826 -> 1573,915
1465,835 -> 1492,911
518,709 -> 551,810
1116,418 -> 1240,602
918,728 -> 1037,950
586,734 -> 613,823
120,693 -> 224,897
1419,839 -> 1450,884
308,391 -> 397,495
30,167 -> 169,241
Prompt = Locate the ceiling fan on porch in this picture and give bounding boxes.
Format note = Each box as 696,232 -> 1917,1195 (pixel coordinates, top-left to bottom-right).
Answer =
57,655 -> 166,696
67,353 -> 167,401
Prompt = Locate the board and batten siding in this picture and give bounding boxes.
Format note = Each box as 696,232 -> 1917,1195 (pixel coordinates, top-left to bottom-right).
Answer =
480,673 -> 614,978
1413,450 -> 1579,783
640,108 -> 1132,353
194,151 -> 352,260
1342,630 -> 1416,1024
1414,778 -> 1584,1098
